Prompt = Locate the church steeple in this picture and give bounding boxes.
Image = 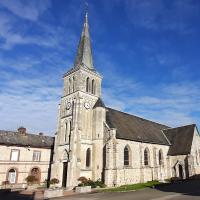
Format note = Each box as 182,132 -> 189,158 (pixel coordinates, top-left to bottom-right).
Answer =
74,12 -> 94,70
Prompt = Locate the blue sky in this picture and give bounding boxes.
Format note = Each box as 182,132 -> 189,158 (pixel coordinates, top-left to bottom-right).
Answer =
0,0 -> 199,135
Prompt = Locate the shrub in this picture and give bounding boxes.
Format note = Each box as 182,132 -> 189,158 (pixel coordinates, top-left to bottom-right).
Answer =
94,180 -> 106,188
78,176 -> 88,186
25,175 -> 38,184
50,178 -> 59,185
77,177 -> 106,188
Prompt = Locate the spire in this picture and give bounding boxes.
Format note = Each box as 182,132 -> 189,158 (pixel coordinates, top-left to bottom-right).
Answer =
74,12 -> 94,70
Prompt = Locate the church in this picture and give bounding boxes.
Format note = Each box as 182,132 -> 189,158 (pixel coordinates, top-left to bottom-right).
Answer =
50,13 -> 200,188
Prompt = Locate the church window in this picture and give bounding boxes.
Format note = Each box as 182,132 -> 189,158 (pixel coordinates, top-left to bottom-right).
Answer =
68,120 -> 72,145
124,146 -> 130,166
64,122 -> 68,142
91,79 -> 95,94
86,148 -> 91,168
72,76 -> 75,92
69,78 -> 72,94
86,77 -> 90,92
64,120 -> 72,143
144,148 -> 149,166
158,149 -> 163,165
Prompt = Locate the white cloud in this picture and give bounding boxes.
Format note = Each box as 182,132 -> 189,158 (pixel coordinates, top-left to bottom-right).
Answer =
0,76 -> 61,135
0,0 -> 51,21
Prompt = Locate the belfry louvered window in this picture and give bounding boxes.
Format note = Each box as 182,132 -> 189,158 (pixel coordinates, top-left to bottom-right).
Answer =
86,77 -> 90,92
91,79 -> 95,94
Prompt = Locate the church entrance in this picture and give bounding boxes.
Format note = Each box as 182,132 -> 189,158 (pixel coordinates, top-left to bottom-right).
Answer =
62,162 -> 68,187
179,164 -> 183,179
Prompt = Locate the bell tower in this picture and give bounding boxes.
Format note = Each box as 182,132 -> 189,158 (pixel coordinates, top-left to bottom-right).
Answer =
51,12 -> 104,188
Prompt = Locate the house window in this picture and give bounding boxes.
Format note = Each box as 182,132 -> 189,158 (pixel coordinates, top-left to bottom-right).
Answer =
33,151 -> 41,162
8,168 -> 17,184
10,150 -> 19,161
86,148 -> 91,168
124,146 -> 130,166
144,148 -> 149,166
158,149 -> 163,165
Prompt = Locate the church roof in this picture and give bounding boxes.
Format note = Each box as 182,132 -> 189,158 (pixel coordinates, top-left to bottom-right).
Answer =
106,107 -> 170,145
94,98 -> 105,108
0,130 -> 54,149
163,124 -> 195,156
74,13 -> 94,70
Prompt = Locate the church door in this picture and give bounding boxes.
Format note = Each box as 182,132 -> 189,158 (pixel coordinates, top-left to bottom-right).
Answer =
62,162 -> 68,187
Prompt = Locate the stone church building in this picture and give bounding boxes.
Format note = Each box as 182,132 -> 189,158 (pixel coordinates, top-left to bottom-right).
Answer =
50,13 -> 200,188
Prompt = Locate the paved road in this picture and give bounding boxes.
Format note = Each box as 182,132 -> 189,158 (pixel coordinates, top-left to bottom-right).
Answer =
53,180 -> 200,200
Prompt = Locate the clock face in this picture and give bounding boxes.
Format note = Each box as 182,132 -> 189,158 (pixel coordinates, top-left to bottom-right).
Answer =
84,102 -> 90,109
66,102 -> 71,110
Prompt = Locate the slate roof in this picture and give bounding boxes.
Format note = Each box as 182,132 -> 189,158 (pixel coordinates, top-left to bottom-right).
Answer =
106,107 -> 171,145
163,124 -> 195,156
74,13 -> 94,70
0,130 -> 54,149
93,98 -> 105,108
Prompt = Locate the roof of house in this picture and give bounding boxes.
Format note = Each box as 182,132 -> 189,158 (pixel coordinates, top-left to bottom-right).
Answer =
163,124 -> 195,156
0,130 -> 54,149
106,107 -> 171,145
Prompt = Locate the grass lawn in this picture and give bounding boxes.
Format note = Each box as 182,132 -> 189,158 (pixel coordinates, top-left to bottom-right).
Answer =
101,181 -> 162,192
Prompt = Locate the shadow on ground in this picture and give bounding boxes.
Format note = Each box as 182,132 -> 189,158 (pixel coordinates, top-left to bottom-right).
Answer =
0,189 -> 34,200
155,179 -> 200,197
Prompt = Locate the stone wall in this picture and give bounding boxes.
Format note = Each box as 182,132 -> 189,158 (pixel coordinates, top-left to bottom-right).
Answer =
104,137 -> 171,186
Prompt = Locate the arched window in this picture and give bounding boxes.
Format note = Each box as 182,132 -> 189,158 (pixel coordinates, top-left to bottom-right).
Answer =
144,148 -> 149,166
124,146 -> 130,166
86,77 -> 90,93
68,120 -> 72,145
158,149 -> 163,165
8,168 -> 17,184
64,120 -> 72,143
68,78 -> 71,94
91,79 -> 95,94
86,148 -> 91,168
73,76 -> 75,92
64,122 -> 68,142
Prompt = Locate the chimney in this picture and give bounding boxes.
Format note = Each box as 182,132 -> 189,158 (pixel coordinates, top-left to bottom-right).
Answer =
39,132 -> 44,136
18,127 -> 26,135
